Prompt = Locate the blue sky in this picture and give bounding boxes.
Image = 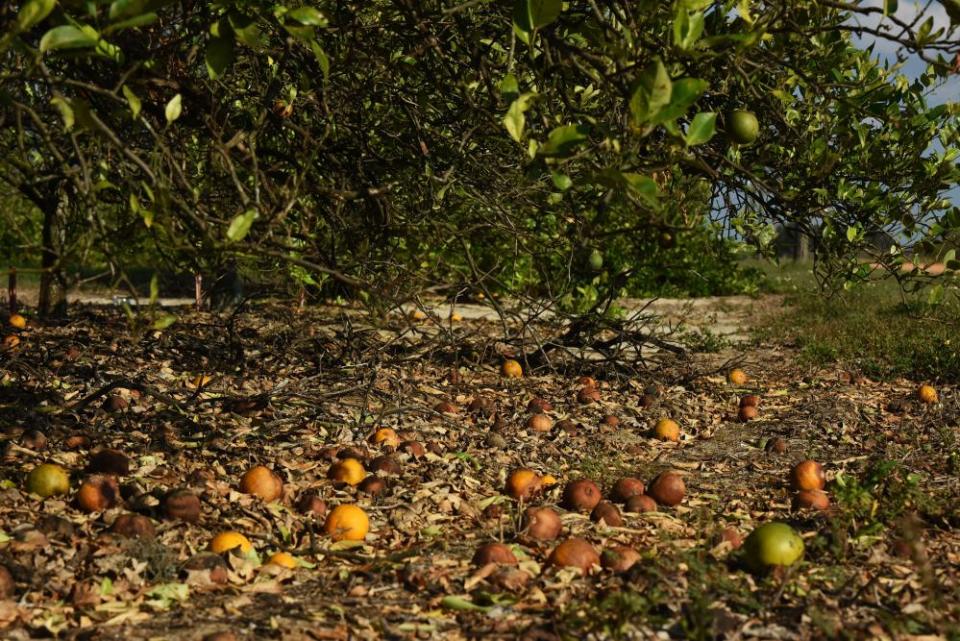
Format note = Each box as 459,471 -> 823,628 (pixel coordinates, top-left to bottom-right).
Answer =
852,0 -> 959,105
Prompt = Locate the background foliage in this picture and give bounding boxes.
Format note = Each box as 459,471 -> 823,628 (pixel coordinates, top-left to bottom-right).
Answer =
0,0 -> 958,315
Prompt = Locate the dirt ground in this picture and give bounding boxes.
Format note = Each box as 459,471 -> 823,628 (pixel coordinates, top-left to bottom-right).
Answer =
0,297 -> 958,640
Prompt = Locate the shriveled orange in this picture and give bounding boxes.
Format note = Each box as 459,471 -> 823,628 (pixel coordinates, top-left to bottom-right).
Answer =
728,369 -> 748,385
370,428 -> 400,448
2,334 -> 20,350
210,531 -> 253,554
328,458 -> 366,486
8,314 -> 26,330
918,384 -> 938,404
324,504 -> 369,541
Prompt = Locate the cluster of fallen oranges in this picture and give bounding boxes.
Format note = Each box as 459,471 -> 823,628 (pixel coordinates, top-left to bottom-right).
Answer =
9,321 -> 946,583
2,312 -> 27,350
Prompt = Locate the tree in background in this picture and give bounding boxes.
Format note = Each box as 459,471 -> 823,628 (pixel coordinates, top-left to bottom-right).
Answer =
0,0 -> 957,317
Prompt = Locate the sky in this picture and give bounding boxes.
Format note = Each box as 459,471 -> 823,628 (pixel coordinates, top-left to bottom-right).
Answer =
852,0 -> 959,105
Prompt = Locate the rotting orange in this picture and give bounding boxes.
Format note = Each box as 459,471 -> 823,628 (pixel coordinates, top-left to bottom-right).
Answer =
728,369 -> 748,385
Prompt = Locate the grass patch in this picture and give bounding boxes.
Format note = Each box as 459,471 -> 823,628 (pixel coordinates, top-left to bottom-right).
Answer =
754,261 -> 960,381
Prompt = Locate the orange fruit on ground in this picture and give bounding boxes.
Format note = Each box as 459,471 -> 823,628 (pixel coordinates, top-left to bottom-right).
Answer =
210,531 -> 253,554
449,311 -> 463,322
328,458 -> 366,486
370,428 -> 400,448
541,474 -> 558,486
239,465 -> 283,502
25,463 -> 70,498
790,460 -> 825,491
728,369 -> 748,385
918,384 -> 938,404
8,314 -> 26,329
548,538 -> 600,573
501,359 -> 523,378
76,475 -> 121,512
2,334 -> 20,350
505,468 -> 541,500
266,552 -> 298,569
526,413 -> 553,433
654,418 -> 680,442
324,504 -> 370,541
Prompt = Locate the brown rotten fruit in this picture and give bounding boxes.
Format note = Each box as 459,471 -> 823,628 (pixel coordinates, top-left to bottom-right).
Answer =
548,538 -> 600,573
625,495 -> 657,513
526,413 -> 553,433
86,449 -> 130,476
738,405 -> 758,422
76,475 -> 121,512
792,489 -> 830,512
162,489 -> 202,523
647,471 -> 685,507
562,479 -> 602,512
611,477 -> 645,503
789,460 -> 825,491
591,501 -> 624,527
110,514 -> 156,539
601,545 -> 641,573
523,507 -> 563,541
472,543 -> 518,566
577,386 -> 601,404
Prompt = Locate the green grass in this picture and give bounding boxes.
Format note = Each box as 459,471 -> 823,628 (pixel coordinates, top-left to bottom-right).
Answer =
753,260 -> 960,381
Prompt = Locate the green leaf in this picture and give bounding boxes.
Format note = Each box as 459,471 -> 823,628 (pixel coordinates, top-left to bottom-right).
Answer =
40,26 -> 99,52
846,225 -> 859,242
621,173 -> 660,204
50,97 -> 75,131
17,0 -> 56,32
684,112 -> 716,146
230,12 -> 263,48
310,40 -> 330,80
103,12 -> 158,34
503,93 -> 535,143
440,596 -> 491,612
226,209 -> 258,242
538,124 -> 589,157
205,37 -> 234,79
629,58 -> 672,125
287,7 -> 328,26
883,0 -> 898,16
673,9 -> 705,51
109,0 -> 149,20
513,0 -> 562,32
164,94 -> 182,123
500,73 -> 519,102
651,78 -> 708,124
122,85 -> 141,119
150,313 -> 175,333
149,274 -> 160,305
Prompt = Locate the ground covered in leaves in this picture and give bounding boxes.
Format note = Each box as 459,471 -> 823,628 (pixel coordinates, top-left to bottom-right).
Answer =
1,302 -> 959,640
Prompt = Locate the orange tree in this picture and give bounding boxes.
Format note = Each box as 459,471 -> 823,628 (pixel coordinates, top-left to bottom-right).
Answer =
0,1 -> 958,315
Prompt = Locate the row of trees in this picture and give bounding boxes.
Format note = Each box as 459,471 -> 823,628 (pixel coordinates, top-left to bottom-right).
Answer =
1,0 -> 958,316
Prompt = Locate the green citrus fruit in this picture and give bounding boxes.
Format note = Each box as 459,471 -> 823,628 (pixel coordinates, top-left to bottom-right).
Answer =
728,110 -> 759,144
26,463 -> 70,498
743,522 -> 804,572
588,249 -> 604,271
